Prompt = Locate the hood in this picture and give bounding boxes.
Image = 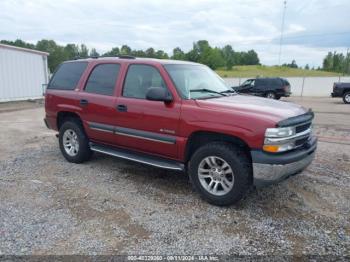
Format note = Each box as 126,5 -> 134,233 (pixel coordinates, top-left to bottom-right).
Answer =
195,94 -> 308,124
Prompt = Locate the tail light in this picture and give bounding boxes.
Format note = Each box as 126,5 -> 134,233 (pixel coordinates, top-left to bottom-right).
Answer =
283,85 -> 290,92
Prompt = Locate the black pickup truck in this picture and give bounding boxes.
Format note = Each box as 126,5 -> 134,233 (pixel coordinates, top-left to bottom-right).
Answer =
331,82 -> 350,104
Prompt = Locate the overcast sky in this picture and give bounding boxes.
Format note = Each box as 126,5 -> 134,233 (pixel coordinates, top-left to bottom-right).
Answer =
1,0 -> 349,67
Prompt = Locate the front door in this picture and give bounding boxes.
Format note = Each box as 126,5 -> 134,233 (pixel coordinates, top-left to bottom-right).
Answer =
115,64 -> 181,159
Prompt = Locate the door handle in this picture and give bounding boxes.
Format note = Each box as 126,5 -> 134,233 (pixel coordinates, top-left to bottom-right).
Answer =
80,99 -> 89,106
117,104 -> 127,112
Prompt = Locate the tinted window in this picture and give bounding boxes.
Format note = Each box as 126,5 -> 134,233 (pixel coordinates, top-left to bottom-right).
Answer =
48,62 -> 87,90
255,79 -> 263,86
123,64 -> 166,99
85,64 -> 120,96
258,78 -> 282,88
270,79 -> 283,87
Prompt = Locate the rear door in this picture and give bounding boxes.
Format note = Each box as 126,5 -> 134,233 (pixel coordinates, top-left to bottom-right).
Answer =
78,62 -> 121,145
115,63 -> 181,159
251,78 -> 263,94
45,61 -> 88,129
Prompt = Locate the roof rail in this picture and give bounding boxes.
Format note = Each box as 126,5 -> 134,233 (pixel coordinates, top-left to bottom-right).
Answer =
118,55 -> 136,59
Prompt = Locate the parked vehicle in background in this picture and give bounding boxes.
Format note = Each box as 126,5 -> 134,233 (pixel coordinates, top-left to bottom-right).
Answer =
232,77 -> 291,100
44,57 -> 316,206
331,82 -> 350,104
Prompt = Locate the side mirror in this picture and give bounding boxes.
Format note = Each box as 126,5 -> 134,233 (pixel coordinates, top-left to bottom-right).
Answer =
146,87 -> 173,103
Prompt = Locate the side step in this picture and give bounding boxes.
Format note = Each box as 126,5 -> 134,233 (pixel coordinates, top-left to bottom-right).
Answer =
90,143 -> 184,171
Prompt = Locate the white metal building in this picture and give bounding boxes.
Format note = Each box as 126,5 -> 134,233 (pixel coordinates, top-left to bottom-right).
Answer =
0,43 -> 49,102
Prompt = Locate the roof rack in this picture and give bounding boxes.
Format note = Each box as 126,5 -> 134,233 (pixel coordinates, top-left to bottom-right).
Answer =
117,55 -> 136,59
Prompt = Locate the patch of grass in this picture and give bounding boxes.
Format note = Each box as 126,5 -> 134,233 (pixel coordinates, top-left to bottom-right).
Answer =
216,65 -> 343,78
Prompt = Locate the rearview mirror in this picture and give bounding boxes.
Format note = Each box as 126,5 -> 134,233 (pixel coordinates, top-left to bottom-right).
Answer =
146,87 -> 173,103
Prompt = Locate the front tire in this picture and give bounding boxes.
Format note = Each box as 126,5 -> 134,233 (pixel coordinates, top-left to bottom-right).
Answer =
188,142 -> 252,206
343,92 -> 350,104
59,118 -> 92,163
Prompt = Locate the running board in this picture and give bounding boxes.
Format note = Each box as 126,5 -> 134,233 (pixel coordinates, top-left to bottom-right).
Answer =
90,143 -> 184,171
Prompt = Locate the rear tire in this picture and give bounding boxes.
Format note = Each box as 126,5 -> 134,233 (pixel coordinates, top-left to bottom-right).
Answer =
343,92 -> 350,104
59,118 -> 92,163
265,92 -> 276,99
188,142 -> 252,206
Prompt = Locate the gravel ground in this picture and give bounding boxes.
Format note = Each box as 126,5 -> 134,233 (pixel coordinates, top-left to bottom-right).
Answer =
0,98 -> 349,256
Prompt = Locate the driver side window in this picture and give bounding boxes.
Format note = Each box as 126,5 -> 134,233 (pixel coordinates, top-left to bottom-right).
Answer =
244,79 -> 254,86
123,64 -> 167,99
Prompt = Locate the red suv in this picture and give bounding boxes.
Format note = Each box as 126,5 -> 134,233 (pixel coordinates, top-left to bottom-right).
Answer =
44,56 -> 317,206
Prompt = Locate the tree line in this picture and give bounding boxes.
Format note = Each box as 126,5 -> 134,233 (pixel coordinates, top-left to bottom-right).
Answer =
1,39 -> 259,72
322,51 -> 350,75
2,38 -> 348,74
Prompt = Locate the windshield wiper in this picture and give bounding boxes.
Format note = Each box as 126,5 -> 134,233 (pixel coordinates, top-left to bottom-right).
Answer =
189,89 -> 227,97
220,89 -> 237,95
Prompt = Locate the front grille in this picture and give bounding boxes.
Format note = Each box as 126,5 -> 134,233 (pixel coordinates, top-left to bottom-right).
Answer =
296,122 -> 311,133
293,120 -> 312,148
295,137 -> 309,146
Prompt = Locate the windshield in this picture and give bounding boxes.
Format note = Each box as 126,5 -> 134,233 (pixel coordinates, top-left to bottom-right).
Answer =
163,64 -> 232,99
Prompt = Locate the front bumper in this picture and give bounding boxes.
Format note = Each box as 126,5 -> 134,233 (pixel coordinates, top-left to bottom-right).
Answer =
252,136 -> 317,187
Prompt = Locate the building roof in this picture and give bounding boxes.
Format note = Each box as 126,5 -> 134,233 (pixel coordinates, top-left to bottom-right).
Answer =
0,43 -> 49,56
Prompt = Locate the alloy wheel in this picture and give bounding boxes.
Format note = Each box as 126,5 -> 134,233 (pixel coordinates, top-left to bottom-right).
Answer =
198,156 -> 234,196
63,129 -> 79,156
345,93 -> 350,103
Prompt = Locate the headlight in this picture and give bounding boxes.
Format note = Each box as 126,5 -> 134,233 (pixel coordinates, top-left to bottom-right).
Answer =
263,127 -> 296,153
265,127 -> 295,138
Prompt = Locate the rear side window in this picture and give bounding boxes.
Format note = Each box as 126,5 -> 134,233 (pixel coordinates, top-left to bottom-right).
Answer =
85,64 -> 120,96
48,62 -> 87,90
255,79 -> 263,86
272,79 -> 282,87
123,64 -> 166,99
263,78 -> 282,88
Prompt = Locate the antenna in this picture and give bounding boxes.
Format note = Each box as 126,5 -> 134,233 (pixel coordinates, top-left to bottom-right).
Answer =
278,0 -> 287,65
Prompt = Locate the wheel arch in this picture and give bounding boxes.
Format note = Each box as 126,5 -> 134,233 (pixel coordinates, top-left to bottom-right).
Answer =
184,131 -> 252,163
342,88 -> 350,95
57,111 -> 83,130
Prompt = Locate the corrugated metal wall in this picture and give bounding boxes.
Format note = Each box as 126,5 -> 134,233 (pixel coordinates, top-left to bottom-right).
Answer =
0,46 -> 49,102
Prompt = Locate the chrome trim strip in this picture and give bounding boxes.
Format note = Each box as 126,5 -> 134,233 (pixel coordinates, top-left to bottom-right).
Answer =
90,146 -> 183,170
90,127 -> 114,133
114,131 -> 175,144
87,121 -> 176,144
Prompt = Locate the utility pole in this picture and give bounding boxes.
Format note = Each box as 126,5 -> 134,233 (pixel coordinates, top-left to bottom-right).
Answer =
278,0 -> 287,65
345,48 -> 349,76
